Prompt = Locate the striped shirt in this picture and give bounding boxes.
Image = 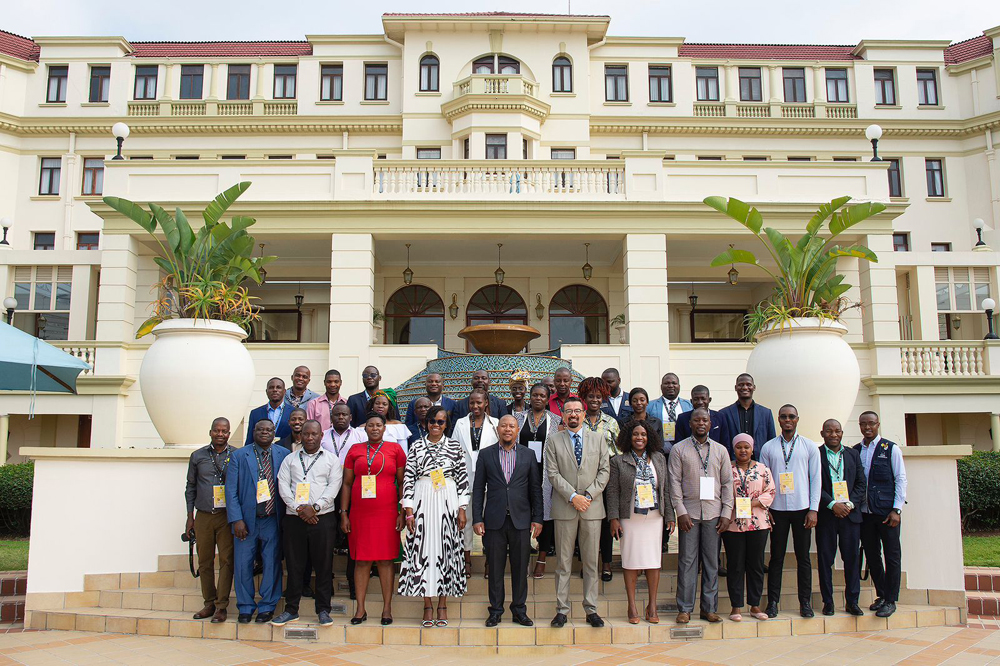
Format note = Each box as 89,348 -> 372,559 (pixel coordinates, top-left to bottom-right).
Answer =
498,444 -> 516,482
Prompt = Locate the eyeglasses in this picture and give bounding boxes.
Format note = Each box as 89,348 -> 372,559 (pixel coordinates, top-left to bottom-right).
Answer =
563,408 -> 584,415
428,419 -> 448,426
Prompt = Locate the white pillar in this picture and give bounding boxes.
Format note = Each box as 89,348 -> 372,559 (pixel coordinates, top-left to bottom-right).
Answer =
329,234 -> 375,380
992,413 -> 1000,452
68,264 -> 93,340
859,234 -> 900,342
0,414 -> 8,465
912,265 -> 941,340
623,233 -> 669,391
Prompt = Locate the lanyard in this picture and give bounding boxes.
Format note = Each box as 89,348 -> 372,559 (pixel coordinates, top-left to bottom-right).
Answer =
779,435 -> 798,471
268,403 -> 284,429
693,439 -> 710,475
210,446 -> 230,483
470,418 -> 484,451
253,445 -> 271,481
299,449 -> 323,478
585,414 -> 603,432
827,447 -> 843,478
735,463 -> 753,496
527,411 -> 545,437
329,429 -> 348,457
365,441 -> 385,475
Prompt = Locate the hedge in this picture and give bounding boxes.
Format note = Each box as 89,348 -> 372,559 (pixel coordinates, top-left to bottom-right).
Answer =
0,462 -> 33,537
957,451 -> 1000,532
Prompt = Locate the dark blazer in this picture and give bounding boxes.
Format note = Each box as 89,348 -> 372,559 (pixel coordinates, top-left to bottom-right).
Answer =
675,408 -> 723,446
245,403 -> 292,446
451,393 -> 507,421
819,445 -> 867,524
225,442 -> 291,534
347,390 -> 374,428
605,450 -> 674,522
403,395 -> 457,432
717,401 -> 777,459
601,392 -> 634,424
472,443 -> 543,531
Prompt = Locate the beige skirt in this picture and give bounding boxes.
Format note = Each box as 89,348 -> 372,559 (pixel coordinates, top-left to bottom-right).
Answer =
620,508 -> 663,570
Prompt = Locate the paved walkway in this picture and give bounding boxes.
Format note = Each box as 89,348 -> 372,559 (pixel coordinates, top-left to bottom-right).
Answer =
0,625 -> 998,665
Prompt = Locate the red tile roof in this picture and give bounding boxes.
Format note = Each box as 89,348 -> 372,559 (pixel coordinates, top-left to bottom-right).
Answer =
678,43 -> 858,61
0,29 -> 39,62
383,12 -> 609,18
944,34 -> 993,64
129,41 -> 312,58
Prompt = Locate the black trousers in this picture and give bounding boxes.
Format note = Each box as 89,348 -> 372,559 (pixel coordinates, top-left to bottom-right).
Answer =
722,530 -> 769,608
600,517 -> 613,565
485,515 -> 530,615
283,512 -> 336,614
767,508 -> 813,606
536,520 -> 555,552
816,514 -> 861,606
861,512 -> 902,603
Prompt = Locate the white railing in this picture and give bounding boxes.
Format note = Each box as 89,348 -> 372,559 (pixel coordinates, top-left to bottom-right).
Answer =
263,101 -> 297,116
825,104 -> 858,119
736,103 -> 770,118
693,103 -> 725,117
452,74 -> 538,99
781,103 -> 815,118
900,342 -> 986,377
171,101 -> 206,116
127,102 -> 159,117
218,101 -> 253,116
56,344 -> 96,376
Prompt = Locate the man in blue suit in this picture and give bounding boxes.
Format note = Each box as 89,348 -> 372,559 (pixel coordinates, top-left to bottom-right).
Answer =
675,386 -> 722,444
404,372 -> 456,433
226,419 -> 291,623
347,366 -> 381,427
647,373 -> 692,447
245,378 -> 292,446
716,373 -> 776,459
599,368 -> 632,423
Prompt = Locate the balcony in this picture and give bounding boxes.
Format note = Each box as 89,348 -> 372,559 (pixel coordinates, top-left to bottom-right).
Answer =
127,100 -> 298,118
442,74 -> 549,123
692,102 -> 859,120
452,74 -> 539,98
899,342 -> 990,377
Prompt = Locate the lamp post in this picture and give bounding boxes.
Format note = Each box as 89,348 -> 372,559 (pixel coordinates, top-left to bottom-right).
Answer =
865,124 -> 883,162
0,217 -> 11,247
984,298 -> 999,340
111,122 -> 130,160
3,296 -> 16,324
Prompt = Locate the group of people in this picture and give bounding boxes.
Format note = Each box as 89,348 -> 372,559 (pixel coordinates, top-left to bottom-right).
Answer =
184,365 -> 907,629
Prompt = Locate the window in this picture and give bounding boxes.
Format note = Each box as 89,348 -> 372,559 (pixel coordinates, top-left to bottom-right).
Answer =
522,138 -> 528,160
935,267 -> 991,311
227,64 -> 250,100
925,158 -> 945,197
46,65 -> 68,103
739,67 -> 762,101
89,66 -> 111,103
179,65 -> 204,99
788,156 -> 813,161
551,148 -> 576,159
77,232 -> 100,250
463,137 -> 470,159
11,266 -> 72,340
605,65 -> 628,102
273,64 -> 297,99
416,148 -> 441,159
552,56 -> 572,92
743,156 -> 767,161
887,158 -> 903,197
473,56 -> 494,74
129,155 -> 153,160
39,157 -> 61,195
833,157 -> 858,162
385,285 -> 445,345
485,134 -> 507,160
549,285 -> 609,346
33,233 -> 55,250
782,68 -> 806,103
498,56 -> 519,74
892,233 -> 909,252
690,309 -> 748,343
320,64 -> 343,101
220,155 -> 245,160
365,63 -> 388,100
696,66 -> 719,101
466,285 -> 528,351
931,243 -> 952,253
648,65 -> 672,103
825,68 -> 849,103
917,69 -> 939,106
134,65 -> 157,100
697,156 -> 723,160
81,158 -> 104,195
419,55 -> 439,92
874,68 -> 896,106
247,310 -> 302,343
267,155 -> 293,160
174,155 -> 199,160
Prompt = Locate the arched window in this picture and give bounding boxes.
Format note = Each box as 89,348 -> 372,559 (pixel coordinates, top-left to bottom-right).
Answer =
385,285 -> 444,345
549,285 -> 608,347
419,55 -> 439,92
466,285 -> 527,351
553,56 -> 572,93
498,56 -> 520,74
472,55 -> 521,75
473,56 -> 495,74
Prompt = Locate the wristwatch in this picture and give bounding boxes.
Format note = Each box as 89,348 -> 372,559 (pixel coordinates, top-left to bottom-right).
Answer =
892,508 -> 901,515
312,503 -> 321,512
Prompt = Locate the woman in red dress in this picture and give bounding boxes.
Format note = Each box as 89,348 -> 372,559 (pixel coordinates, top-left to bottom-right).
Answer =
340,412 -> 406,625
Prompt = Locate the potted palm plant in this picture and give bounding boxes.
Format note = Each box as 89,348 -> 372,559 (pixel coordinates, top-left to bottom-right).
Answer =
610,313 -> 627,344
103,182 -> 275,447
704,195 -> 885,436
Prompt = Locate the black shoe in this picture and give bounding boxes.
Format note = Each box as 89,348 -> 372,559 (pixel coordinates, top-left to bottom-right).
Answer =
238,613 -> 253,624
381,616 -> 393,626
847,603 -> 864,616
822,603 -> 835,616
512,613 -> 533,627
662,542 -> 669,554
870,597 -> 885,612
875,601 -> 896,618
485,613 -> 502,627
350,612 -> 368,625
718,567 -> 728,578
800,603 -> 814,618
255,611 -> 273,623
349,586 -> 357,601
551,613 -> 567,628
601,569 -> 612,582
765,602 -> 778,618
302,586 -> 314,598
586,613 -> 605,628
529,546 -> 538,554
546,547 -> 556,557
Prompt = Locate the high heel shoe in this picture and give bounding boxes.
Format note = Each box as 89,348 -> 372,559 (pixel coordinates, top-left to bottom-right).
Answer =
381,615 -> 393,626
421,606 -> 434,628
350,612 -> 367,625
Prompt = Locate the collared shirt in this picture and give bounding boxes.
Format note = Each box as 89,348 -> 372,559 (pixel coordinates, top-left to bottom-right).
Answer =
277,448 -> 343,516
736,402 -> 756,436
666,436 -> 734,520
498,444 -> 516,482
252,443 -> 277,517
266,403 -> 285,429
583,412 -> 621,457
859,436 -> 907,512
824,444 -> 848,510
548,394 -> 580,418
320,426 -> 356,466
284,387 -> 320,409
659,397 -> 682,422
306,393 -> 348,431
608,392 -> 624,413
759,433 -> 821,512
185,444 -> 234,514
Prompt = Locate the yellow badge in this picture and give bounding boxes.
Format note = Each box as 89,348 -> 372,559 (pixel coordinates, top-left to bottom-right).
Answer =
213,485 -> 226,509
663,421 -> 676,440
833,480 -> 849,503
361,474 -> 377,499
779,472 -> 795,494
256,479 -> 271,503
295,482 -> 311,505
430,468 -> 446,491
736,497 -> 752,519
635,482 -> 655,509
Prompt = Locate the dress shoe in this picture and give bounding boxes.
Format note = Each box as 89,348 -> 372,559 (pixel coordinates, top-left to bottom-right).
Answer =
551,613 -> 568,628
211,609 -> 227,623
601,569 -> 612,582
822,602 -> 835,616
675,611 -> 690,624
238,613 -> 253,624
381,616 -> 393,626
700,612 -> 722,623
350,612 -> 368,625
253,559 -> 264,576
846,603 -> 864,616
875,601 -> 896,618
485,613 -> 502,627
800,603 -> 814,618
870,597 -> 885,612
192,603 -> 215,620
718,567 -> 728,578
255,611 -> 273,623
586,613 -> 605,628
513,613 -> 533,626
318,611 -> 334,626
765,602 -> 779,618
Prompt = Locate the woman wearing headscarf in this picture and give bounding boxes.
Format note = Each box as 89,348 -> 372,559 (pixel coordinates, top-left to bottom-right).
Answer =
507,370 -> 532,417
346,389 -> 413,455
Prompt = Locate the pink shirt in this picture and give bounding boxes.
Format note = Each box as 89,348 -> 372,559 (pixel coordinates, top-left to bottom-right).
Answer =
727,461 -> 776,532
305,393 -> 347,431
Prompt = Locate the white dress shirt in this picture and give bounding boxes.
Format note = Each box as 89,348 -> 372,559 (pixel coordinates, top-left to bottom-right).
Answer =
276,448 -> 343,516
320,426 -> 356,466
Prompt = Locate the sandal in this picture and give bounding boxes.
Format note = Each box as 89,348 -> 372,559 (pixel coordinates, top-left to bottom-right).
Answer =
422,606 -> 434,628
464,554 -> 472,579
532,560 -> 546,579
435,607 -> 448,627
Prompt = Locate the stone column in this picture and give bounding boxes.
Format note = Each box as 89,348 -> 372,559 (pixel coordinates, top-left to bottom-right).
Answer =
68,264 -> 93,340
206,63 -> 220,115
159,63 -> 175,115
911,265 -> 941,340
860,234 -> 902,375
812,64 -> 827,118
329,234 -> 375,380
724,64 -> 737,117
0,414 -> 8,465
768,65 -> 782,117
623,233 -> 669,390
252,61 -> 266,114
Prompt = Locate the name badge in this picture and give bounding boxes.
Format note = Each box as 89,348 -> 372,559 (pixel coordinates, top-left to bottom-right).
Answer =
663,421 -> 676,441
361,475 -> 377,499
779,472 -> 795,494
256,479 -> 272,503
430,468 -> 446,491
635,482 -> 655,509
295,482 -> 311,505
833,480 -> 849,503
736,497 -> 752,519
528,441 -> 543,463
699,476 -> 714,501
213,485 -> 226,509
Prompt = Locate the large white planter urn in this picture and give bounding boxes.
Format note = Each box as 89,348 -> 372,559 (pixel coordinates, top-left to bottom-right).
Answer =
139,319 -> 255,448
745,317 -> 860,442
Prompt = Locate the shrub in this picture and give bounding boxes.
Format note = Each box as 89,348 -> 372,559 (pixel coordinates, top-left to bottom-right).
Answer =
0,462 -> 33,537
957,451 -> 1000,532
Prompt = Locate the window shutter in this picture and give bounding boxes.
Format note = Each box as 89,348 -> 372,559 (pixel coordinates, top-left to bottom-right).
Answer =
57,266 -> 73,282
934,267 -> 949,282
14,267 -> 32,282
973,267 -> 989,283
35,266 -> 53,283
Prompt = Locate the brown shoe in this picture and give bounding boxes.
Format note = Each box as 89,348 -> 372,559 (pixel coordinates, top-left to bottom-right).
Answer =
675,611 -> 690,624
211,608 -> 227,623
700,612 -> 722,623
193,603 -> 215,620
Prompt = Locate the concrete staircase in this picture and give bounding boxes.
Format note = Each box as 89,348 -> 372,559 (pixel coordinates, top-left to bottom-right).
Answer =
965,567 -> 1000,617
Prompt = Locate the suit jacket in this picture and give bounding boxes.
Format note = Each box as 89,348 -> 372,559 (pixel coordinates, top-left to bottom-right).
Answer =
717,401 -> 777,459
545,427 -> 611,521
675,409 -> 722,446
472,443 -> 543,530
647,396 -> 693,424
450,393 -> 507,421
245,403 -> 292,446
453,414 -> 501,479
347,390 -> 375,428
225,443 -> 291,534
605,450 -> 674,522
601,392 -> 634,424
403,395 -> 457,432
818,445 -> 867,524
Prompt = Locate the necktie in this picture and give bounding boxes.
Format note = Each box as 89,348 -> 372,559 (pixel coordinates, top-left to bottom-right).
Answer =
261,449 -> 275,515
572,433 -> 583,466
667,399 -> 677,422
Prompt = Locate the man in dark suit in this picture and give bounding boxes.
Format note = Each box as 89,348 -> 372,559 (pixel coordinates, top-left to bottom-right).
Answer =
245,378 -> 293,446
472,414 -> 543,628
817,418 -> 867,617
403,372 -> 456,432
346,365 -> 381,427
451,369 -> 506,420
600,367 -> 633,423
675,385 -> 722,444
717,373 -> 776,459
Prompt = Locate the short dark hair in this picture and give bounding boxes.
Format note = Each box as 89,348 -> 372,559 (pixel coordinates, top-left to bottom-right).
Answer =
562,396 -> 585,410
628,387 -> 649,403
554,367 -> 572,377
289,408 -> 307,417
302,419 -> 322,432
617,419 -> 664,456
602,367 -> 620,378
736,372 -> 754,383
859,410 -> 879,420
332,402 -> 351,413
267,377 -> 285,387
364,411 -> 387,425
425,405 -> 450,426
691,385 -> 710,396
211,417 -> 230,428
325,369 -> 341,379
779,404 -> 798,414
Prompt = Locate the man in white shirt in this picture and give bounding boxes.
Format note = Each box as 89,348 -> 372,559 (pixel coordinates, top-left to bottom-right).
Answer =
271,420 -> 343,627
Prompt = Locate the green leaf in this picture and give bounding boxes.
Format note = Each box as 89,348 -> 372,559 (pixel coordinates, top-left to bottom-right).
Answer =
202,181 -> 251,227
230,216 -> 256,234
828,201 -> 887,237
703,196 -> 763,234
763,228 -> 793,272
805,196 -> 852,237
826,244 -> 879,263
135,316 -> 162,339
710,248 -> 760,267
102,196 -> 155,234
174,208 -> 196,254
149,203 -> 180,254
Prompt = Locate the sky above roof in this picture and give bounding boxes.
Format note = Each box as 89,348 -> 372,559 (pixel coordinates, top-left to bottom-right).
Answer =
2,0 -> 997,43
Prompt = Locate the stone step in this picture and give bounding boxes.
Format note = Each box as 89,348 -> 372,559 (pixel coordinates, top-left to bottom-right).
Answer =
966,591 -> 1000,617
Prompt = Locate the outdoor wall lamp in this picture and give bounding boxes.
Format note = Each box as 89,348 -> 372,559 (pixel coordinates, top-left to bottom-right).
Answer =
3,296 -> 16,323
581,243 -> 593,281
112,122 -> 130,160
449,294 -> 459,320
973,218 -> 986,248
865,124 -> 883,162
494,243 -> 505,285
727,244 -> 738,285
535,293 -> 545,320
403,243 -> 414,285
984,298 -> 999,340
294,283 -> 304,311
0,217 -> 11,246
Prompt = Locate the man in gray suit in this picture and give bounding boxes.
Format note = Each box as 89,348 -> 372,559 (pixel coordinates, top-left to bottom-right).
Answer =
545,397 -> 611,628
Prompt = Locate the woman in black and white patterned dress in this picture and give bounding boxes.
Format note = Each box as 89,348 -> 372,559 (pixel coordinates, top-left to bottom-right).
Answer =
398,405 -> 469,627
